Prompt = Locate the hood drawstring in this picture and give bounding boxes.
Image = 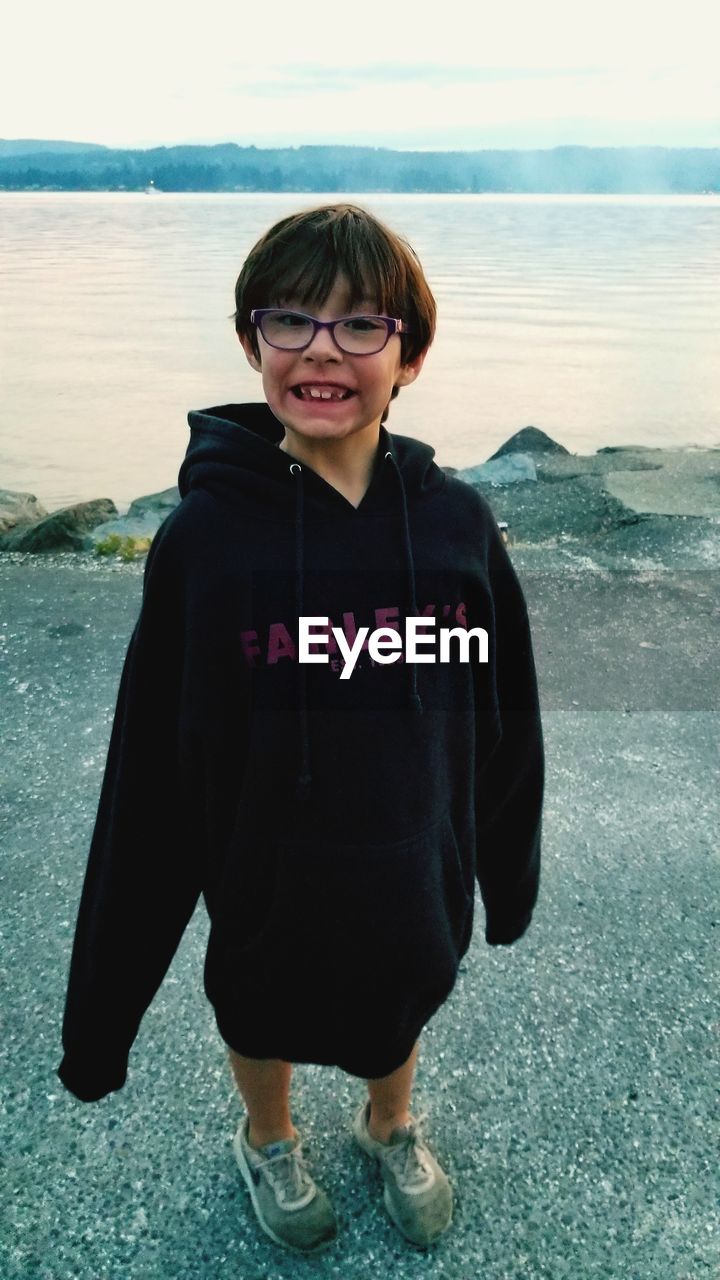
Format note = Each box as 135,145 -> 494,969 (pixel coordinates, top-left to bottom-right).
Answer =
384,448 -> 424,719
289,462 -> 313,803
288,447 -> 423,804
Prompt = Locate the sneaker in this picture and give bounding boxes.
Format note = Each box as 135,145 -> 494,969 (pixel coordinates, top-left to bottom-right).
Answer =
232,1116 -> 338,1254
352,1100 -> 453,1247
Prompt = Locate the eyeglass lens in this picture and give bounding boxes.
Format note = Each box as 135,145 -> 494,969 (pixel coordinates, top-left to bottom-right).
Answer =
259,311 -> 390,354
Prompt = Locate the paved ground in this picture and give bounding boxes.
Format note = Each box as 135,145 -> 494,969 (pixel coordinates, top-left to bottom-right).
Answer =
1,531 -> 718,1279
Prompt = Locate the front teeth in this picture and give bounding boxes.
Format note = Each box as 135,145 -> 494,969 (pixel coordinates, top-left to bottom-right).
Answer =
300,386 -> 347,400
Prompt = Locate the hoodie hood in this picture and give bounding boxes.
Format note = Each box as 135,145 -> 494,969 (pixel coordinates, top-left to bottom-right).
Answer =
179,401 -> 444,519
179,403 -> 447,800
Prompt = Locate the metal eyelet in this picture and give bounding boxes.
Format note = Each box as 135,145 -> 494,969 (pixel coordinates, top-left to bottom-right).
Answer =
289,463 -> 301,475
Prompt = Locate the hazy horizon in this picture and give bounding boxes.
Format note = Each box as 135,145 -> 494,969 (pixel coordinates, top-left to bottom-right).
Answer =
5,138 -> 720,154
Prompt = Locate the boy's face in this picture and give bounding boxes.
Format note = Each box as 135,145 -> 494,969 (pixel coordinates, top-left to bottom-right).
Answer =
239,273 -> 426,450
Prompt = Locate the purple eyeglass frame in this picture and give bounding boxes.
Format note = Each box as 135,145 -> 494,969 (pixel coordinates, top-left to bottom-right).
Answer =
250,308 -> 410,355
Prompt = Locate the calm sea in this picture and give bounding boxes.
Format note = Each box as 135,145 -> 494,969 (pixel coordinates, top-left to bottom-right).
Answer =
1,192 -> 718,514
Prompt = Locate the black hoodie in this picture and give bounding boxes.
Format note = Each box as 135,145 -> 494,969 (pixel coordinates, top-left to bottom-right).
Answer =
57,403 -> 545,1102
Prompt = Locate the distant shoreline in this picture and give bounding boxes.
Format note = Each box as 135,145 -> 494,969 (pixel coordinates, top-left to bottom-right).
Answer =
1,141 -> 718,195
4,189 -> 719,198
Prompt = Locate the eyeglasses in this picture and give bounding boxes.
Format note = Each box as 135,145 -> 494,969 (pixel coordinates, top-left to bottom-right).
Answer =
250,308 -> 410,356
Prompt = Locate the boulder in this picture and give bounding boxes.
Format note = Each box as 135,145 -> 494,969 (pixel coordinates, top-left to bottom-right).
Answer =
489,427 -> 569,459
125,486 -> 180,520
596,444 -> 656,454
81,486 -> 181,551
472,474 -> 641,544
456,453 -> 537,487
0,489 -> 49,535
0,498 -> 118,552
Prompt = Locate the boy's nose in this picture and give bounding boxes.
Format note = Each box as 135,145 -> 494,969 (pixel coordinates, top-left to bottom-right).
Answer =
302,326 -> 342,359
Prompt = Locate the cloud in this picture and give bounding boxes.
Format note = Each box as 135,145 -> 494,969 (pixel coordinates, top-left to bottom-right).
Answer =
243,64 -> 609,96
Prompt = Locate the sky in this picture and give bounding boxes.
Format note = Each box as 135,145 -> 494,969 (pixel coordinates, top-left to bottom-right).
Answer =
2,0 -> 719,150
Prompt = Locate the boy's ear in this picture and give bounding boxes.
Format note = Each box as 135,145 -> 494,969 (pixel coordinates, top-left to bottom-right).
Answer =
395,346 -> 429,389
238,332 -> 262,373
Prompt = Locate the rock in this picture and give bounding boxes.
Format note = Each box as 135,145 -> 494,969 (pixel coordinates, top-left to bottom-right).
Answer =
470,474 -> 641,544
81,514 -> 165,551
0,489 -> 49,535
456,454 -> 537,487
81,486 -> 181,551
603,452 -> 720,518
533,453 -> 661,482
489,427 -> 570,459
125,486 -> 180,520
596,445 -> 656,453
0,499 -> 118,552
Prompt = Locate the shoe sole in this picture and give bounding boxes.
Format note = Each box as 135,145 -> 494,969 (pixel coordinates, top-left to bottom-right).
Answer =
232,1127 -> 337,1255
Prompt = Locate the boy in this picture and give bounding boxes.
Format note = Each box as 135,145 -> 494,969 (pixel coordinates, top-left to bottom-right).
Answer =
58,204 -> 544,1256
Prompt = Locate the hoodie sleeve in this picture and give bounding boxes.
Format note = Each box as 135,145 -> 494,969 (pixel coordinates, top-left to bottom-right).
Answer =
57,519 -> 203,1101
474,512 -> 545,946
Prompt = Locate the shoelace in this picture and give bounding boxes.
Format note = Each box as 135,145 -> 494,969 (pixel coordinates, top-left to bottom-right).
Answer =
379,1110 -> 434,1191
252,1141 -> 315,1208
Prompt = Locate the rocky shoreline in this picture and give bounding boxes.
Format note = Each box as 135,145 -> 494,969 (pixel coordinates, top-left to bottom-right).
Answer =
2,426 -> 719,570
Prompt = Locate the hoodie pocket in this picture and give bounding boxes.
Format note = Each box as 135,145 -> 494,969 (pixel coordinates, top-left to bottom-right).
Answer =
235,808 -> 474,996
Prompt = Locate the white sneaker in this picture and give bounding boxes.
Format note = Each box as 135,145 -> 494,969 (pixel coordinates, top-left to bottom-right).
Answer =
352,1100 -> 453,1247
233,1117 -> 338,1254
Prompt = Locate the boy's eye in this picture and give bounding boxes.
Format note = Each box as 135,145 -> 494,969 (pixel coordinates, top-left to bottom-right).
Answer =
342,317 -> 384,333
274,311 -> 307,327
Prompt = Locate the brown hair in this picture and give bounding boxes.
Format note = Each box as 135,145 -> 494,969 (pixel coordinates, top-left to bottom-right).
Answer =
232,203 -> 436,423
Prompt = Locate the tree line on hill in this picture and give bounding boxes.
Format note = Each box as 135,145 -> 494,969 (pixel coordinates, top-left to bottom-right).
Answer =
0,141 -> 718,193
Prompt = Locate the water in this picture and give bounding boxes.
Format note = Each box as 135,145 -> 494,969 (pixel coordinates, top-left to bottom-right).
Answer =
1,192 -> 718,514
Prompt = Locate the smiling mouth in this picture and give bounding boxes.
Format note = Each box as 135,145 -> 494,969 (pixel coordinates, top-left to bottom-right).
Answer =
290,385 -> 357,401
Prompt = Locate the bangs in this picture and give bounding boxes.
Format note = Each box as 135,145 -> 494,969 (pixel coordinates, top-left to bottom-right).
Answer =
262,217 -> 401,315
